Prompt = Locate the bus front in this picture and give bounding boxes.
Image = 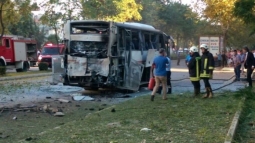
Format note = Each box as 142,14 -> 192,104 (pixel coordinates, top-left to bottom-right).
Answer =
62,20 -> 112,88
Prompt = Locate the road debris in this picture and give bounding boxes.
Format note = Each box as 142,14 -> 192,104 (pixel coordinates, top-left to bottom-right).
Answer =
107,122 -> 121,128
58,99 -> 70,103
140,128 -> 151,132
13,116 -> 17,120
111,108 -> 116,112
25,137 -> 33,141
54,112 -> 65,117
0,134 -> 9,139
0,104 -> 39,113
72,95 -> 94,101
40,85 -> 84,93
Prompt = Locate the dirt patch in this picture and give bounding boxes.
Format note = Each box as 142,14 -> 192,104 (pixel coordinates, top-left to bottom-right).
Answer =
0,76 -> 139,142
0,96 -> 116,142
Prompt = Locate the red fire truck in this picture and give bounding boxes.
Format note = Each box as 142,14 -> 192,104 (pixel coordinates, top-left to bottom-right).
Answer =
37,42 -> 65,68
0,35 -> 37,72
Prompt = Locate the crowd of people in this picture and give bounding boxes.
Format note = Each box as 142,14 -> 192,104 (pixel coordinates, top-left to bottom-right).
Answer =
150,45 -> 255,101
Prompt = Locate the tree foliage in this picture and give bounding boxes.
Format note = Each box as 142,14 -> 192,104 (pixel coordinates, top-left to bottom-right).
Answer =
47,34 -> 60,44
0,0 -> 17,39
8,14 -> 36,37
234,0 -> 255,36
137,0 -> 164,28
0,0 -> 39,40
8,14 -> 46,48
40,10 -> 62,44
198,0 -> 240,49
80,0 -> 142,22
234,0 -> 255,24
157,2 -> 199,47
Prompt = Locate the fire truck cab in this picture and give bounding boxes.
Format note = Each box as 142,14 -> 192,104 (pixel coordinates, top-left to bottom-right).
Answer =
38,42 -> 65,68
0,35 -> 37,72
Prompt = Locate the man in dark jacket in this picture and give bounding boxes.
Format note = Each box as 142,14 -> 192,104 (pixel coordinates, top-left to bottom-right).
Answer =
221,52 -> 227,67
200,44 -> 215,98
243,46 -> 255,87
188,46 -> 201,96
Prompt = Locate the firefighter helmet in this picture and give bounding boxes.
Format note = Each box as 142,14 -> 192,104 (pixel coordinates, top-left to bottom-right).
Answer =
189,46 -> 198,53
200,44 -> 208,49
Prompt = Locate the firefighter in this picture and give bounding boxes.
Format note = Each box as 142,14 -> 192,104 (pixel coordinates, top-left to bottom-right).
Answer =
188,46 -> 201,96
200,44 -> 215,98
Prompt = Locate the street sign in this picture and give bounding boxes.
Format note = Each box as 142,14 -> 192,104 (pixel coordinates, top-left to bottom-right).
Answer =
199,36 -> 221,57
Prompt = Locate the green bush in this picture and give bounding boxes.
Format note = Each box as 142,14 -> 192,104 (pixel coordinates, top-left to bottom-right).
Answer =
0,66 -> 6,75
38,62 -> 48,71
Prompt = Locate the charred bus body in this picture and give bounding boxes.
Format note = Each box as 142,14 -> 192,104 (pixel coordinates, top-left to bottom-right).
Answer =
61,20 -> 174,91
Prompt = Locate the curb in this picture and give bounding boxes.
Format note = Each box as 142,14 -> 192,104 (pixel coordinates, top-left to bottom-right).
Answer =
224,97 -> 246,143
0,73 -> 52,81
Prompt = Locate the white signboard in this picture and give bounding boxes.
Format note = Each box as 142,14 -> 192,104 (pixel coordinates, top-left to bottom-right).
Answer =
199,37 -> 220,57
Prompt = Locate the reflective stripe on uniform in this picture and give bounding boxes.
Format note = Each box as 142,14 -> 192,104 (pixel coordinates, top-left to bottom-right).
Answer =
200,73 -> 210,78
190,77 -> 200,81
209,66 -> 214,70
196,57 -> 200,80
203,58 -> 208,75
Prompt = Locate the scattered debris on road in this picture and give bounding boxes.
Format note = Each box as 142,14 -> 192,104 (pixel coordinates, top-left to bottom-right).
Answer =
140,128 -> 151,132
54,112 -> 65,117
57,99 -> 70,103
111,108 -> 116,112
107,122 -> 121,128
72,95 -> 94,101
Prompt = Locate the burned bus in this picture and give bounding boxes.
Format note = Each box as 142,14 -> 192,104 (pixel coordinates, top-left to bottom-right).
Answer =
59,20 -> 173,91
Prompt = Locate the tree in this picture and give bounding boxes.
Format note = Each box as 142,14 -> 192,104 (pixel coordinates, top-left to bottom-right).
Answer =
80,0 -> 142,22
137,0 -> 164,27
39,0 -> 82,45
158,2 -> 199,47
47,34 -> 60,44
34,26 -> 47,49
40,9 -> 62,45
60,0 -> 81,21
8,14 -> 36,37
234,0 -> 255,24
234,0 -> 255,35
0,0 -> 16,40
196,0 -> 238,49
0,0 -> 39,40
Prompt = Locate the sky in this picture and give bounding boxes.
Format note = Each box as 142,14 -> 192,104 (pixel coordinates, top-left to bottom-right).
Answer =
178,0 -> 193,5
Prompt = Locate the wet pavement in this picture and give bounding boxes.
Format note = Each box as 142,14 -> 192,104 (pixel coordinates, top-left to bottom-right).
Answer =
170,60 -> 246,93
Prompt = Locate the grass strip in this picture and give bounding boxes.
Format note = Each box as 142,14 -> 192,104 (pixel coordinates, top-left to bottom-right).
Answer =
22,93 -> 243,143
225,97 -> 245,143
1,70 -> 51,77
233,87 -> 255,143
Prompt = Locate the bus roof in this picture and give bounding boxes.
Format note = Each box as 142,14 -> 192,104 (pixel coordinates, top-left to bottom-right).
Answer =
68,20 -> 162,33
